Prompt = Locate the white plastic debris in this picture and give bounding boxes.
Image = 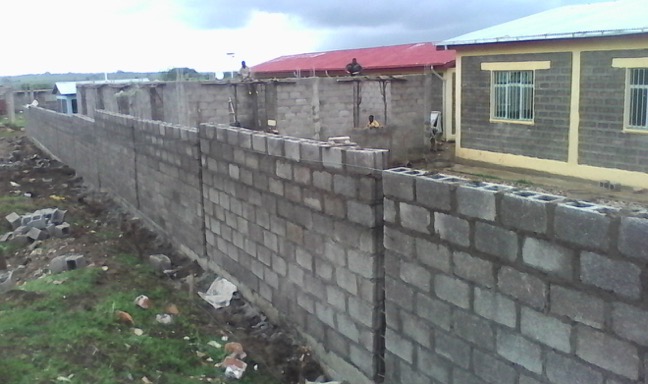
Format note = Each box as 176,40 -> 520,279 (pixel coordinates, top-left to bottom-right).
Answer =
134,295 -> 151,309
132,328 -> 144,336
197,277 -> 238,309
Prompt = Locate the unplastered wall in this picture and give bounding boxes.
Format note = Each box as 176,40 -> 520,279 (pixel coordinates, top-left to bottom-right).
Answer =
199,124 -> 388,383
383,167 -> 648,384
27,107 -> 204,261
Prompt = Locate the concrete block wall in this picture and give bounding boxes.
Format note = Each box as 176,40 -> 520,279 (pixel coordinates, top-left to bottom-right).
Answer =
78,74 -> 445,162
199,124 -> 388,383
383,167 -> 648,384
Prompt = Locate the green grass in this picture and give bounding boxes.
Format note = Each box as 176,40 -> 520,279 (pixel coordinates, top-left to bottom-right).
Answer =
0,114 -> 26,131
0,195 -> 35,220
0,255 -> 279,384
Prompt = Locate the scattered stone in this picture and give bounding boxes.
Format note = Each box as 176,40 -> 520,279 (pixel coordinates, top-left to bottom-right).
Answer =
148,254 -> 172,273
0,232 -> 13,242
165,304 -> 179,315
134,295 -> 151,309
115,310 -> 134,325
155,314 -> 174,325
54,223 -> 70,237
224,342 -> 247,359
0,271 -> 15,293
26,227 -> 48,241
8,234 -> 29,246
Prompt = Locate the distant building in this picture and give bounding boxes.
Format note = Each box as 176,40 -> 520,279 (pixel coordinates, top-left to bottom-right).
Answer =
441,0 -> 648,188
251,42 -> 456,79
53,79 -> 150,115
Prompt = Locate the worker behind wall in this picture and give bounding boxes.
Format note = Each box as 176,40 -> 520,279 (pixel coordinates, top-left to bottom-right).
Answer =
427,111 -> 443,152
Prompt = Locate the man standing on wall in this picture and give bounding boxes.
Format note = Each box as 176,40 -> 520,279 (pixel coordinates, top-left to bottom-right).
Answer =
239,61 -> 252,80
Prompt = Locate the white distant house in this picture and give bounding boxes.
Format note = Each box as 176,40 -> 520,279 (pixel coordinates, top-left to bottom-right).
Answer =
53,78 -> 150,115
439,0 -> 648,188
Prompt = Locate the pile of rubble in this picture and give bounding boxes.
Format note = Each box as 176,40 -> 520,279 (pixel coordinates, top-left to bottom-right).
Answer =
2,208 -> 70,245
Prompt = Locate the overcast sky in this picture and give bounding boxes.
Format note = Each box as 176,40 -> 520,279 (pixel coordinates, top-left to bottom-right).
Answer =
0,0 -> 610,77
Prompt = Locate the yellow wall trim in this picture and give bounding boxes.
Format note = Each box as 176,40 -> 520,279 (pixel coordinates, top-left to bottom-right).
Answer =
481,61 -> 551,71
612,57 -> 648,68
568,51 -> 581,164
456,147 -> 648,189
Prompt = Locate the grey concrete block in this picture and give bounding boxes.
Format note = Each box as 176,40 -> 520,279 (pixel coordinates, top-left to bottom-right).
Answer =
435,331 -> 470,369
618,216 -> 648,261
326,285 -> 347,311
498,267 -> 546,310
345,149 -> 376,175
453,310 -> 494,349
473,349 -> 517,384
336,268 -> 358,295
522,237 -> 573,279
383,168 -> 415,201
399,202 -> 430,233
266,135 -> 284,157
5,212 -> 21,229
384,198 -> 397,224
293,165 -> 312,185
322,147 -> 343,170
284,139 -> 301,161
400,260 -> 431,292
348,297 -> 375,328
612,302 -> 648,346
474,286 -> 517,328
576,325 -> 639,380
275,160 -> 292,180
457,184 -> 497,221
312,170 -> 332,191
416,346 -> 450,383
496,329 -> 542,374
453,251 -> 494,287
415,174 -> 452,211
300,141 -> 321,163
333,174 -> 358,198
550,285 -> 605,329
580,251 -> 641,300
475,222 -> 518,262
385,327 -> 414,364
521,307 -> 571,353
26,227 -> 48,241
401,311 -> 433,349
546,351 -> 603,384
347,249 -> 377,279
415,238 -> 450,273
251,133 -> 267,153
384,226 -> 415,257
501,193 -> 549,234
415,293 -> 451,330
435,275 -> 470,309
49,254 -> 87,273
554,203 -> 610,251
434,212 -> 470,247
347,201 -> 380,227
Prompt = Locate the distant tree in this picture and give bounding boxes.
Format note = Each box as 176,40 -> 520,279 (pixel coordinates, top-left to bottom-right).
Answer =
162,67 -> 201,81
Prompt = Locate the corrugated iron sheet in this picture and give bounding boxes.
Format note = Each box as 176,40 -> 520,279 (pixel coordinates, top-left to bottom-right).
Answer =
441,0 -> 648,47
252,43 -> 456,74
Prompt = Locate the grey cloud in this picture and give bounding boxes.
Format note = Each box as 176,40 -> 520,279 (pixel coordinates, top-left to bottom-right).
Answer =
177,0 -> 609,49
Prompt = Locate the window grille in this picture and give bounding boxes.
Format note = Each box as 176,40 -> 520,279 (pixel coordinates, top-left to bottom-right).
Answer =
492,70 -> 534,122
628,68 -> 648,130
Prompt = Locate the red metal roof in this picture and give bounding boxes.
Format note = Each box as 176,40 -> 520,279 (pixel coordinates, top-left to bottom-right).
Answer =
252,43 -> 456,75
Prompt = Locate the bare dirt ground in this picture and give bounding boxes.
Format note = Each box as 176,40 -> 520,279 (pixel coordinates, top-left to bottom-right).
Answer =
0,126 -> 324,383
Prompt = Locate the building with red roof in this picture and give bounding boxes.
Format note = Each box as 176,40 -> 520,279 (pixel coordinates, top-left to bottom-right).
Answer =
251,42 -> 456,78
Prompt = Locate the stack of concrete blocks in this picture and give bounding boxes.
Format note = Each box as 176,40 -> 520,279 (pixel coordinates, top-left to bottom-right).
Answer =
383,167 -> 648,384
3,208 -> 69,244
200,123 -> 388,383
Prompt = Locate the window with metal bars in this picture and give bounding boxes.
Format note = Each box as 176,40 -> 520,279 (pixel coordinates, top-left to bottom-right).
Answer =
491,70 -> 534,122
627,68 -> 648,130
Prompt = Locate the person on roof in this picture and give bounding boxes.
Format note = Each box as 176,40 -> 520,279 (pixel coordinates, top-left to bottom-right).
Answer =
345,58 -> 363,76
